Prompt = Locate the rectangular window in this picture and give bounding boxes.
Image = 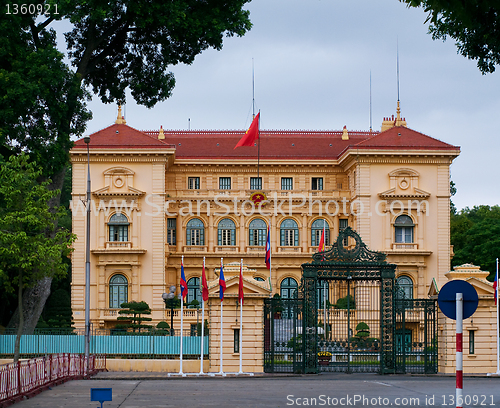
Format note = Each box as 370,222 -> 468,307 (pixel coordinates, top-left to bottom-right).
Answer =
167,218 -> 176,245
234,329 -> 240,353
284,229 -> 295,246
250,177 -> 262,190
188,177 -> 200,190
220,229 -> 232,246
190,229 -> 201,246
109,225 -> 128,242
469,330 -> 475,354
249,228 -> 266,246
312,177 -> 323,191
281,177 -> 293,190
219,177 -> 231,190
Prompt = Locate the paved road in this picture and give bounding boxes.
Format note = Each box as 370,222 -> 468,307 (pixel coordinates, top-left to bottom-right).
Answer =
13,372 -> 500,408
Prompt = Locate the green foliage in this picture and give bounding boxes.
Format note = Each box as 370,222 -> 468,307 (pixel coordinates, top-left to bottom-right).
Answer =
156,321 -> 170,329
117,300 -> 153,332
0,154 -> 75,294
355,322 -> 370,338
335,295 -> 356,309
190,299 -> 200,307
401,0 -> 500,74
450,205 -> 500,280
43,289 -> 74,329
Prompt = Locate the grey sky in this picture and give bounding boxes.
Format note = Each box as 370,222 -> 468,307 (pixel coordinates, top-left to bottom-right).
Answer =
83,0 -> 500,211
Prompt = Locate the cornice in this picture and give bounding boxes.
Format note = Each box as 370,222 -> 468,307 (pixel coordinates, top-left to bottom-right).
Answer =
338,149 -> 459,166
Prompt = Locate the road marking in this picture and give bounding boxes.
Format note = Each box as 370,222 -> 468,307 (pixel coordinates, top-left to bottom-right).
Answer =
364,381 -> 392,387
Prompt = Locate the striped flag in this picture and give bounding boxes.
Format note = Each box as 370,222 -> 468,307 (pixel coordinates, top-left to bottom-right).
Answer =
494,270 -> 498,306
180,256 -> 187,300
265,225 -> 271,270
219,258 -> 226,301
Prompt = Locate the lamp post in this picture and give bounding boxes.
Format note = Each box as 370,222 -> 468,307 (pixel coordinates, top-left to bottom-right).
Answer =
83,136 -> 91,374
162,286 -> 177,336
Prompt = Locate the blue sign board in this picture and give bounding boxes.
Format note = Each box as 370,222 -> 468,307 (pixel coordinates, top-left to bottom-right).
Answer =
438,280 -> 478,320
91,388 -> 112,408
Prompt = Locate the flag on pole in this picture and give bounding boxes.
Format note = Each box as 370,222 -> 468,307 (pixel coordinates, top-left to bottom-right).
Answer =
265,224 -> 271,270
494,269 -> 498,306
202,257 -> 209,302
318,228 -> 325,252
234,112 -> 260,149
219,258 -> 226,301
238,259 -> 244,305
180,256 -> 187,300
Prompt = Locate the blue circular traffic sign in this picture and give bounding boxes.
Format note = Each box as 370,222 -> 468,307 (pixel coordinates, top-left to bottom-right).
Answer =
438,280 -> 478,320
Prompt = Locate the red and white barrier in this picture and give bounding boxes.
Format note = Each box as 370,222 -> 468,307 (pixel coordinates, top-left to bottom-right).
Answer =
456,293 -> 463,408
0,353 -> 106,407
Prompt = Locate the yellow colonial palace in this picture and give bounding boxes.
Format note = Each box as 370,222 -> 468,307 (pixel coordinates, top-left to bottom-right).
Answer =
69,105 -> 499,373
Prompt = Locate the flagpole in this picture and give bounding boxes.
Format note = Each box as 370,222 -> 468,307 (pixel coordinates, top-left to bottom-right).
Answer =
239,258 -> 244,374
200,256 -> 205,375
489,257 -> 500,377
179,256 -> 184,376
219,257 -> 224,376
497,257 -> 499,374
323,220 -> 326,337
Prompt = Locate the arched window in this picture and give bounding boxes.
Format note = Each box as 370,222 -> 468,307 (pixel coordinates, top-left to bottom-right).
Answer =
395,215 -> 414,243
187,277 -> 201,304
218,218 -> 236,246
249,219 -> 267,246
186,218 -> 205,246
109,274 -> 128,308
396,276 -> 413,300
311,219 -> 330,248
280,277 -> 298,299
254,277 -> 265,282
280,219 -> 299,246
109,213 -> 129,242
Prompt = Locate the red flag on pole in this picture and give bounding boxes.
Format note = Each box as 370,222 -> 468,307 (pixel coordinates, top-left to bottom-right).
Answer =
238,259 -> 244,305
202,257 -> 208,302
318,228 -> 325,252
234,112 -> 260,149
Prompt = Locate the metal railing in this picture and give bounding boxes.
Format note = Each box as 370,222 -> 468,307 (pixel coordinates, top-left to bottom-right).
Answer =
0,329 -> 209,359
0,353 -> 106,407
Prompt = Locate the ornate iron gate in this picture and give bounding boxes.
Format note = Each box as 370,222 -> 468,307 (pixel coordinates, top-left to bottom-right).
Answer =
395,298 -> 437,373
264,227 -> 437,374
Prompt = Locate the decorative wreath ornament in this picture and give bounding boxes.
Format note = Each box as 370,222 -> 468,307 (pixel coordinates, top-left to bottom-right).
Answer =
250,191 -> 267,206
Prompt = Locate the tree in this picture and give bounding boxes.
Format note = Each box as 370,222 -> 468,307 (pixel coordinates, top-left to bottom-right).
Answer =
451,205 -> 500,280
116,301 -> 153,333
400,0 -> 500,73
2,0 -> 252,333
0,154 -> 74,361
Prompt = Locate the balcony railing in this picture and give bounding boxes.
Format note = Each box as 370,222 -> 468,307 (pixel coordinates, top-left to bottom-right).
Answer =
215,246 -> 239,252
183,246 -> 207,252
278,246 -> 301,253
392,243 -> 418,250
105,241 -> 132,249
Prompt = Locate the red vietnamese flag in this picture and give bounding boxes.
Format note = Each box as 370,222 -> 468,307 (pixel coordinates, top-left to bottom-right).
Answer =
202,257 -> 209,302
238,259 -> 244,305
318,228 -> 325,252
234,112 -> 260,149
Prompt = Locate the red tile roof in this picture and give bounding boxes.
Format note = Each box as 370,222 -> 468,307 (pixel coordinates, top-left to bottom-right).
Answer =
72,123 -> 460,159
72,124 -> 175,149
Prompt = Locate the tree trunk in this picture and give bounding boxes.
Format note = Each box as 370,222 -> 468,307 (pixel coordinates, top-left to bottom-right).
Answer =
7,167 -> 67,334
13,270 -> 23,362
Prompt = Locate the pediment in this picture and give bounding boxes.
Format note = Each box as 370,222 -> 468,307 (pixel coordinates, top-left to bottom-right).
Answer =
463,277 -> 494,296
378,167 -> 430,199
93,166 -> 145,197
208,275 -> 271,298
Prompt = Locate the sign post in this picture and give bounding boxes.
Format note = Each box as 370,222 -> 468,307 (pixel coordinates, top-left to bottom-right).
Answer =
438,280 -> 478,408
